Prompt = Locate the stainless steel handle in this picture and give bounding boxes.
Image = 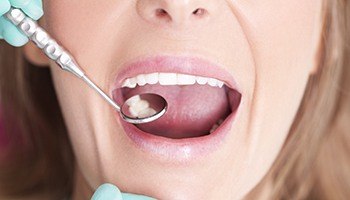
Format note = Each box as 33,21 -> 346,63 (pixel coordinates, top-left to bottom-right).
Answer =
5,8 -> 121,111
5,8 -> 85,78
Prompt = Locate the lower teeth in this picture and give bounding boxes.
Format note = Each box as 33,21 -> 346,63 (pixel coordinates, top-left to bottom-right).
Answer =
209,119 -> 224,133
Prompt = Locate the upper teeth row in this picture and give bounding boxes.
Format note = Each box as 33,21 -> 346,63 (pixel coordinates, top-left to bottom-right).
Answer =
122,73 -> 225,88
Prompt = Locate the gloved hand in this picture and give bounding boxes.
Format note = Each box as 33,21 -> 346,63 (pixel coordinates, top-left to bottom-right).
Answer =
92,184 -> 156,200
0,0 -> 43,47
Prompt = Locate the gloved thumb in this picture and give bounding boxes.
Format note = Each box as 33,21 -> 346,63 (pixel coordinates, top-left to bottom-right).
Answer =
91,184 -> 123,200
91,183 -> 156,200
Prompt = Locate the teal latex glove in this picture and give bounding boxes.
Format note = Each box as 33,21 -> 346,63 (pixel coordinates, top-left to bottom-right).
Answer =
0,0 -> 43,47
92,184 -> 156,200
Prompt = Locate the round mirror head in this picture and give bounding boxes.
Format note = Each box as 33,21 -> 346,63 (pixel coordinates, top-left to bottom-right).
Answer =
120,93 -> 167,124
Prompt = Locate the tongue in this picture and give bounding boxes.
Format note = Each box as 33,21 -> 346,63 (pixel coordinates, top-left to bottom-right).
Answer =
121,84 -> 231,139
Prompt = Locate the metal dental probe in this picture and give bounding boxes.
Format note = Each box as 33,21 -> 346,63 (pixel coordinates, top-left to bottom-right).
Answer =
5,7 -> 167,124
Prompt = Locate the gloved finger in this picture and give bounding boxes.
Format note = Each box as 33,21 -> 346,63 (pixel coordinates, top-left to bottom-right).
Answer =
8,0 -> 31,7
21,0 -> 43,20
0,16 -> 28,46
9,0 -> 43,20
91,184 -> 123,200
0,0 -> 11,16
122,193 -> 156,200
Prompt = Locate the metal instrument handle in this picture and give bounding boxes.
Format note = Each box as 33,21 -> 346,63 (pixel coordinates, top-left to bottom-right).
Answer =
5,8 -> 85,78
5,8 -> 121,111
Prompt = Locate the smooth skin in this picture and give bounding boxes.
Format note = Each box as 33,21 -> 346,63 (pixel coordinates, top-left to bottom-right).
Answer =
0,1 -> 154,199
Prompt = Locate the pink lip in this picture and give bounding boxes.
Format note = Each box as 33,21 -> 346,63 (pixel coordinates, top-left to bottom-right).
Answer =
111,55 -> 241,164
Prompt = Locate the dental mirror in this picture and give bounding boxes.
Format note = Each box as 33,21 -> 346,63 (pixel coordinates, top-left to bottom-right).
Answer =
5,7 -> 168,124
121,93 -> 168,124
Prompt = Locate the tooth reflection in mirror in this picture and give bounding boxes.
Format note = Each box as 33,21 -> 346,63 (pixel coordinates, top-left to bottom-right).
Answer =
120,93 -> 167,124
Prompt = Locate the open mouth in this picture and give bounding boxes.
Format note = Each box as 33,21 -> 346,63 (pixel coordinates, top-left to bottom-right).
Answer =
112,58 -> 241,140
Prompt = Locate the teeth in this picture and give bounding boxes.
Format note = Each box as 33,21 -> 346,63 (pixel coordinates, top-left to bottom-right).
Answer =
122,77 -> 137,88
196,76 -> 208,85
208,78 -> 224,88
121,79 -> 131,88
128,98 -> 151,118
136,74 -> 147,86
159,73 -> 177,85
177,74 -> 196,85
126,95 -> 141,107
145,73 -> 159,85
209,124 -> 219,134
122,73 -> 225,88
217,80 -> 224,88
138,108 -> 157,118
209,119 -> 224,134
208,78 -> 218,87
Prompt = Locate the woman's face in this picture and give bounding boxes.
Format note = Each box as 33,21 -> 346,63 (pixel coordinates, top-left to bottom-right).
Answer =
40,0 -> 322,199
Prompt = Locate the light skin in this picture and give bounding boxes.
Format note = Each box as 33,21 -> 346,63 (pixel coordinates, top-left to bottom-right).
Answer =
25,0 -> 323,199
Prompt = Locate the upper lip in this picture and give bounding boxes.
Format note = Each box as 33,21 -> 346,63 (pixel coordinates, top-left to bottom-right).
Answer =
110,55 -> 240,92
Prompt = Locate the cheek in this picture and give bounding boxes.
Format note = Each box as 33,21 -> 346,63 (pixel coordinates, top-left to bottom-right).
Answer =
43,1 -> 125,73
42,1 -> 130,187
237,0 -> 322,73
250,0 -> 321,132
235,0 -> 322,187
43,1 -> 107,57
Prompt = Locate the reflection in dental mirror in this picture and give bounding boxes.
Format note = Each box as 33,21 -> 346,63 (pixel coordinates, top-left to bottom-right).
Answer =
121,93 -> 167,124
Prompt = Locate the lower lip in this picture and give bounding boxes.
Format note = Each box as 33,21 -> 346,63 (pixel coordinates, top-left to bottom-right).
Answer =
115,108 -> 239,164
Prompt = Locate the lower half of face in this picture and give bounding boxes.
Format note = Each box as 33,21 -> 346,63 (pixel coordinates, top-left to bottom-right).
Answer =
44,0 -> 322,199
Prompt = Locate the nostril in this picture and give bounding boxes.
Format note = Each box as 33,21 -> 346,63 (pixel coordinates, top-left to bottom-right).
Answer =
192,8 -> 208,18
155,8 -> 171,20
155,7 -> 208,20
145,6 -> 209,25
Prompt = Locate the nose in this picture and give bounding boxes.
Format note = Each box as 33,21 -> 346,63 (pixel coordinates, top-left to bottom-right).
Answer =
136,0 -> 218,27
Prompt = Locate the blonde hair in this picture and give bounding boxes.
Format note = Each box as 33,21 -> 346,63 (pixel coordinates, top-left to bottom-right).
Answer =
0,0 -> 349,199
247,0 -> 350,199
